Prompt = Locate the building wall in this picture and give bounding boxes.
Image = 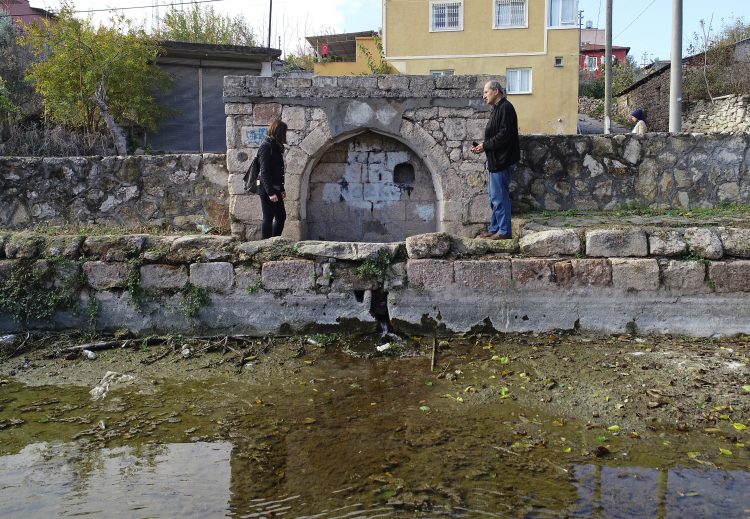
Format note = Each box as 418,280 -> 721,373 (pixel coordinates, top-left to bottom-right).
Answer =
579,48 -> 629,79
383,0 -> 580,134
616,68 -> 671,132
314,37 -> 391,76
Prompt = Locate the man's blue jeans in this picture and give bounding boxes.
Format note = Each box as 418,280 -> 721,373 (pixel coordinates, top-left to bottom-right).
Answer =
488,166 -> 513,236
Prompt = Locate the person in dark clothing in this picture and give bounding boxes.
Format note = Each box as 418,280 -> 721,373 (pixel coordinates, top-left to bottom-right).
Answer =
471,80 -> 520,240
257,119 -> 288,239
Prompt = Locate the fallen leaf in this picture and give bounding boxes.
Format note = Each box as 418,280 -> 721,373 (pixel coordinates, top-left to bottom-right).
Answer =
552,419 -> 565,427
718,414 -> 731,421
425,380 -> 434,386
687,451 -> 700,459
704,428 -> 722,434
742,385 -> 750,393
607,425 -> 621,433
563,447 -> 572,453
595,435 -> 608,443
732,423 -> 747,431
303,417 -> 317,424
498,387 -> 510,399
681,491 -> 700,497
419,405 -> 431,412
719,448 -> 733,456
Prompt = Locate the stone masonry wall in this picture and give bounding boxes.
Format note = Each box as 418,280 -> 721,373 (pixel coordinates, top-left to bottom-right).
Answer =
683,95 -> 750,133
0,154 -> 230,232
225,75 -> 750,241
2,228 -> 750,337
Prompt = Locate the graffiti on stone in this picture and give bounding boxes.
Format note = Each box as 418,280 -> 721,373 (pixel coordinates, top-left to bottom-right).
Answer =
242,127 -> 268,146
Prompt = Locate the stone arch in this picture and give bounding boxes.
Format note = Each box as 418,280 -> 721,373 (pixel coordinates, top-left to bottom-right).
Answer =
295,125 -> 451,241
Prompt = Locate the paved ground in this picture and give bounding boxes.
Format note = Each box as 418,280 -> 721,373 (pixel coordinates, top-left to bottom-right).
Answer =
577,113 -> 629,134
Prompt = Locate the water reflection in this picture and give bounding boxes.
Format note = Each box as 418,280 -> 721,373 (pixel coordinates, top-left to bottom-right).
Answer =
1,439 -> 748,518
0,442 -> 232,518
573,465 -> 750,519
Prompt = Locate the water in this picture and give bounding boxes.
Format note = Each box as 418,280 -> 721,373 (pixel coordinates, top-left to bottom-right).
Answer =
0,344 -> 748,518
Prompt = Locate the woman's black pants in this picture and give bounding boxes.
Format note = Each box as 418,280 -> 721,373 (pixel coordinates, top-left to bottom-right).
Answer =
259,193 -> 286,239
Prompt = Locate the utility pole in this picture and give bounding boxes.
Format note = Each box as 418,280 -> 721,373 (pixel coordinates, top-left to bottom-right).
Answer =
669,0 -> 683,132
267,0 -> 273,49
604,0 -> 612,134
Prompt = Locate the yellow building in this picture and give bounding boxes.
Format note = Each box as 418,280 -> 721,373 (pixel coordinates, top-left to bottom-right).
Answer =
382,0 -> 580,134
307,31 -> 393,76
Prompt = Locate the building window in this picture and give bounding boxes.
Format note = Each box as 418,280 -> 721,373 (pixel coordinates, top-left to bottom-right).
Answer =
494,0 -> 527,28
549,0 -> 578,27
506,68 -> 532,94
585,56 -> 598,71
430,1 -> 463,32
431,69 -> 454,76
554,56 -> 564,66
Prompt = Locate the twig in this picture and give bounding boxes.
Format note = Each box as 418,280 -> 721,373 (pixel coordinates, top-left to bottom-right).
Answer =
431,336 -> 437,372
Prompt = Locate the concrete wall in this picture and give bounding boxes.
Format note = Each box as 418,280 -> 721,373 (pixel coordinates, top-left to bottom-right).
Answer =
2,228 -> 750,337
0,154 -> 229,232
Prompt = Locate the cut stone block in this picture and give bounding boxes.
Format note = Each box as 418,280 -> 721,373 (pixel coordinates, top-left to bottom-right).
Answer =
586,229 -> 648,257
261,259 -> 316,291
83,261 -> 128,290
189,262 -> 235,293
570,259 -> 612,287
709,260 -> 750,292
406,232 -> 452,258
406,259 -> 454,290
648,229 -> 687,256
511,259 -> 556,289
684,228 -> 723,260
454,259 -> 511,290
720,228 -> 750,258
519,229 -> 581,256
611,258 -> 660,291
662,260 -> 706,292
140,264 -> 188,290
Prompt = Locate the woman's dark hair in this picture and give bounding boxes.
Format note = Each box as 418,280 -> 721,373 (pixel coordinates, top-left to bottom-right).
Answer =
268,119 -> 288,145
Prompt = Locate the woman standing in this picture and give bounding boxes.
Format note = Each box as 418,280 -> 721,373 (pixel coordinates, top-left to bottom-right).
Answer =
630,109 -> 647,135
257,119 -> 287,239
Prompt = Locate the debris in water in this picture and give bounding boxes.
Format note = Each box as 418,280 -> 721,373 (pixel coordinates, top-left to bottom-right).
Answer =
593,445 -> 610,457
90,371 -> 135,401
82,350 -> 97,360
182,347 -> 191,358
376,343 -> 392,352
0,335 -> 16,347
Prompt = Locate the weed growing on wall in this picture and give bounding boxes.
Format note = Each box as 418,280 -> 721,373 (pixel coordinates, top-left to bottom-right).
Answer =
180,283 -> 210,319
356,250 -> 392,280
126,256 -> 145,310
0,258 -> 83,325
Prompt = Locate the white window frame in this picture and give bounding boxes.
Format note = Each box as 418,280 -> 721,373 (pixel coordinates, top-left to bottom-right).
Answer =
506,68 -> 532,94
493,0 -> 528,29
548,0 -> 578,28
429,1 -> 464,32
585,56 -> 598,71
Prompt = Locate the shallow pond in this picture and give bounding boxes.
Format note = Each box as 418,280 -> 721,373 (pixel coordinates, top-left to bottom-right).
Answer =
0,343 -> 748,518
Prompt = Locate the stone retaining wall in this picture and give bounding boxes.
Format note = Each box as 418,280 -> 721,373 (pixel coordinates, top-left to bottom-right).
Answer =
683,95 -> 750,133
0,154 -> 229,232
2,227 -> 750,337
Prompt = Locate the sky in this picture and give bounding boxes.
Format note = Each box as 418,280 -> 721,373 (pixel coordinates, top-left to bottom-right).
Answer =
29,0 -> 748,63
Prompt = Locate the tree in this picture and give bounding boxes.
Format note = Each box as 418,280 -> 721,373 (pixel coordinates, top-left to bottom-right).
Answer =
612,55 -> 638,95
22,3 -> 170,154
685,16 -> 750,101
358,36 -> 392,75
157,3 -> 256,46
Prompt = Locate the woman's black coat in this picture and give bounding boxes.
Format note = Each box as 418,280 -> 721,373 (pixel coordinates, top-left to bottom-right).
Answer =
257,137 -> 285,197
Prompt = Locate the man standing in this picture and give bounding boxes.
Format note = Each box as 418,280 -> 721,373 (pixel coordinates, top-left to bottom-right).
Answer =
471,80 -> 520,240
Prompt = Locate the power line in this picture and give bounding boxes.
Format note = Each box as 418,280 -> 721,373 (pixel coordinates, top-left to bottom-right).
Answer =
0,0 -> 225,19
615,0 -> 657,39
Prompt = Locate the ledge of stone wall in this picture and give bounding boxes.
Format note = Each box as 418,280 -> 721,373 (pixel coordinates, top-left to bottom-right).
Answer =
224,74 -> 494,101
0,154 -> 229,232
2,230 -> 750,337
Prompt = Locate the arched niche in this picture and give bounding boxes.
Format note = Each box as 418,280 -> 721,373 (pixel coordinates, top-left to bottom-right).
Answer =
305,131 -> 438,242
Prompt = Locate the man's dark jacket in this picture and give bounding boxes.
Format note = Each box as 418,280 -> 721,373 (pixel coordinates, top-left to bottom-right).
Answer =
483,97 -> 520,172
257,137 -> 285,197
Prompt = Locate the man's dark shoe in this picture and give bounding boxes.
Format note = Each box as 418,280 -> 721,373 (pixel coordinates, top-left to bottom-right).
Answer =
486,232 -> 512,240
478,230 -> 496,238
